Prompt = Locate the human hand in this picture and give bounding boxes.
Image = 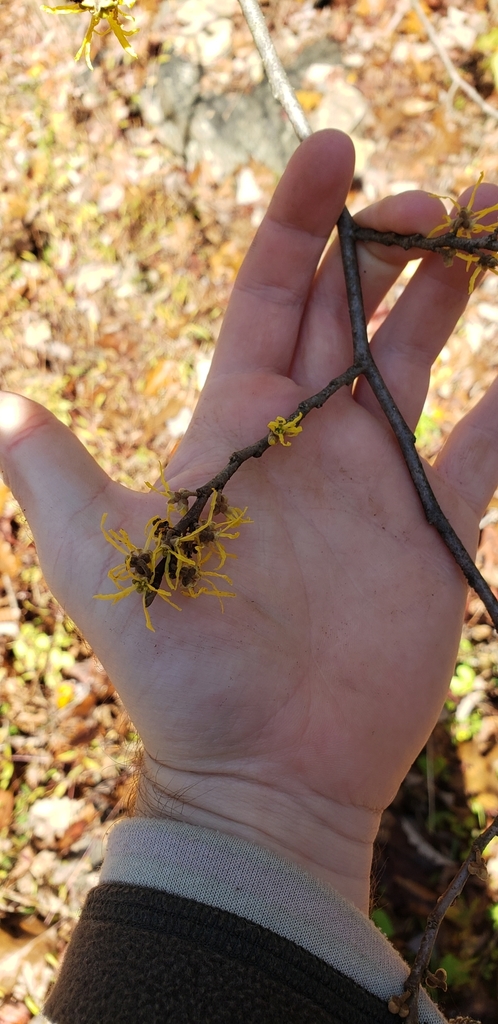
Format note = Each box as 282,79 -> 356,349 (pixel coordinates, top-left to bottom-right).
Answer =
1,130 -> 497,913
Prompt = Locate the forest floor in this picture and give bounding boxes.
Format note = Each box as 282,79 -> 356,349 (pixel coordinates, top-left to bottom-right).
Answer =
1,0 -> 498,1020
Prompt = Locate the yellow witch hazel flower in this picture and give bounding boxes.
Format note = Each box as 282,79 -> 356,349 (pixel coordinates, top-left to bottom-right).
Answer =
41,0 -> 139,71
428,173 -> 498,293
94,513 -> 181,632
267,412 -> 303,447
150,491 -> 251,604
95,477 -> 252,631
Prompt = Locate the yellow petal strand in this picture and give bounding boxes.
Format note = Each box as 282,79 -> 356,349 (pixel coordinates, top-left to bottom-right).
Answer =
108,14 -> 138,58
100,518 -> 135,556
118,18 -> 140,36
100,514 -> 130,555
468,264 -> 483,294
472,201 -> 498,220
454,252 -> 483,294
174,548 -> 197,566
455,251 -> 478,272
142,596 -> 155,632
94,585 -> 135,603
108,567 -> 131,584
475,218 -> 498,233
427,217 -> 451,239
145,465 -> 173,501
93,22 -> 111,36
75,14 -> 99,69
428,191 -> 454,204
115,528 -> 137,551
154,588 -> 182,611
466,171 -> 485,212
226,506 -> 251,525
41,4 -> 84,11
463,224 -> 489,236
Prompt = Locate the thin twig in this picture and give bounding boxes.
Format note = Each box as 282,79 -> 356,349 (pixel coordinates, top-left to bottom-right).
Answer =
411,0 -> 498,124
385,0 -> 411,37
353,224 -> 498,259
146,363 -> 361,605
402,819 -> 498,1023
338,210 -> 498,623
237,0 -> 312,141
179,364 -> 361,533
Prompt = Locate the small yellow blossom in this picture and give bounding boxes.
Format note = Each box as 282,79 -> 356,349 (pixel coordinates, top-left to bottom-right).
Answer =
428,174 -> 498,238
41,0 -> 138,71
427,173 -> 498,293
267,412 -> 303,446
453,251 -> 486,295
55,680 -> 75,709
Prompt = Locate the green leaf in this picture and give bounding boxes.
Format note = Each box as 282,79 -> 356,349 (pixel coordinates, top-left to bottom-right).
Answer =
458,637 -> 473,655
414,410 -> 442,449
453,711 -> 482,743
437,953 -> 474,989
490,51 -> 498,92
476,28 -> 498,53
450,662 -> 475,697
371,907 -> 395,938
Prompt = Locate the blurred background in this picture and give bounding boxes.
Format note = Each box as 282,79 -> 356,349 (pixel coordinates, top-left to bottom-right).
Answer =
1,0 -> 498,1019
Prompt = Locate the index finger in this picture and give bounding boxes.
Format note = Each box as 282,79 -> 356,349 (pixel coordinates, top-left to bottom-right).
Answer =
212,130 -> 355,377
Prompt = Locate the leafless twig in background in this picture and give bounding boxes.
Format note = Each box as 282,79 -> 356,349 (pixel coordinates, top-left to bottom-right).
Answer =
411,0 -> 498,124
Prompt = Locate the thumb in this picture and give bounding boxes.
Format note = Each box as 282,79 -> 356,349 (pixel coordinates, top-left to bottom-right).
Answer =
0,392 -> 111,599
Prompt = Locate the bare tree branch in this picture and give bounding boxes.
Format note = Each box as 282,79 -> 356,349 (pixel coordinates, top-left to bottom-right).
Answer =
338,209 -> 498,623
402,818 -> 498,1023
240,0 -> 498,627
353,224 -> 498,260
411,0 -> 498,124
237,0 -> 312,141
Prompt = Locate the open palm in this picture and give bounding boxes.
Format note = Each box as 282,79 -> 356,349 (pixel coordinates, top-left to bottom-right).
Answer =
2,131 -> 498,910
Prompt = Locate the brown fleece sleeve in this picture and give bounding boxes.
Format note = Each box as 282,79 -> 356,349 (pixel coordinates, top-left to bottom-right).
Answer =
44,882 -> 400,1024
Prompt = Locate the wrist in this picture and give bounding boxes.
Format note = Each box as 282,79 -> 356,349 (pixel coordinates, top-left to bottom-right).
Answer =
133,753 -> 378,914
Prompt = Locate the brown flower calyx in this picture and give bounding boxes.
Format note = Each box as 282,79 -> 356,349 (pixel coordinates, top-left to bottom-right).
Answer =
425,967 -> 448,991
467,848 -> 488,882
214,492 -> 230,515
387,991 -> 411,1018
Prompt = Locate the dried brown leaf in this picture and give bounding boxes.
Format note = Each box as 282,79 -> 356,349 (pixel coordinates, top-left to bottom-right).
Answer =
0,789 -> 14,829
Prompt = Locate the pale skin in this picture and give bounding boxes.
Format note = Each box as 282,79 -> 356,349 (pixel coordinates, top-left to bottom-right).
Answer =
2,130 -> 498,915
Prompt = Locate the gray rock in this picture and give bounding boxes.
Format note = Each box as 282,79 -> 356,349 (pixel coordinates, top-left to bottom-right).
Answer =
286,38 -> 341,82
138,39 -> 344,177
186,83 -> 299,177
142,56 -> 201,154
